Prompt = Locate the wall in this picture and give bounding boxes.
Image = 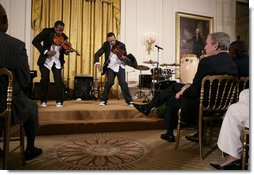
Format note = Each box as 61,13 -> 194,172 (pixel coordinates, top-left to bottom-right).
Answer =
121,0 -> 237,83
0,0 -> 240,83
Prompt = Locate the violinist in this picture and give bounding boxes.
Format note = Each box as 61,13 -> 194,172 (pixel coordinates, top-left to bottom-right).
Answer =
94,32 -> 133,106
32,20 -> 70,108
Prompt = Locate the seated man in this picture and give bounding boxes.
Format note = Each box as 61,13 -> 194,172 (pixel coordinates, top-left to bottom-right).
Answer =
0,4 -> 42,160
210,89 -> 249,170
133,32 -> 238,142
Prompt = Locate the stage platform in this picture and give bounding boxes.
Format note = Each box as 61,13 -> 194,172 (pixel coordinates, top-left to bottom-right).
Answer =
38,99 -> 165,135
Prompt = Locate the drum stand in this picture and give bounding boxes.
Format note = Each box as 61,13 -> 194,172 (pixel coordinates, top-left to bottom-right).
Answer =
133,65 -> 150,102
145,46 -> 162,102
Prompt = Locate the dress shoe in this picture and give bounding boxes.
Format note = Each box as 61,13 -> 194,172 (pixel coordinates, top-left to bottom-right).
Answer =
185,132 -> 198,142
160,133 -> 176,142
25,147 -> 43,160
210,159 -> 241,170
133,103 -> 150,116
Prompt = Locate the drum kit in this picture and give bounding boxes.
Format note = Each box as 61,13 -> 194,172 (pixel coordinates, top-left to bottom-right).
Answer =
133,59 -> 180,102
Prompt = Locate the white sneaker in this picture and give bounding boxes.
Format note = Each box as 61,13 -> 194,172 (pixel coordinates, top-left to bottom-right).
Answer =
99,101 -> 106,106
128,101 -> 134,107
41,102 -> 47,107
56,102 -> 63,107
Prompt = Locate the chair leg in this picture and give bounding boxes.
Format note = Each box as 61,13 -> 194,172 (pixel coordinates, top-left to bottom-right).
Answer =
174,110 -> 181,150
20,124 -> 25,165
3,115 -> 11,170
199,121 -> 203,160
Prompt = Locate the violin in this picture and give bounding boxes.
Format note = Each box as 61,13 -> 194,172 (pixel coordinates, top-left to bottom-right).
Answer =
111,44 -> 126,61
53,35 -> 80,56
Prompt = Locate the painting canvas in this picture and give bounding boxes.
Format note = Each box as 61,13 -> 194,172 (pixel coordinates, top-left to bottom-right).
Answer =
176,12 -> 214,64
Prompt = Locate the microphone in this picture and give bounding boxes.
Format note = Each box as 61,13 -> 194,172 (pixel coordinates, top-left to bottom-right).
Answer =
155,45 -> 163,50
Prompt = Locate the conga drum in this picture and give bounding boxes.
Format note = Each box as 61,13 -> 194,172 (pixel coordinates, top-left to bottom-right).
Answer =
180,54 -> 199,83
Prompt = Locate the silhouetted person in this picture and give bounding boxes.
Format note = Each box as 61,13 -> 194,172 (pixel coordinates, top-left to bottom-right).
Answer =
0,3 -> 42,160
229,40 -> 249,77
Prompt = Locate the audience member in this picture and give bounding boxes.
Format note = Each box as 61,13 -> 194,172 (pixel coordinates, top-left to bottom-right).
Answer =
0,3 -> 42,160
229,40 -> 249,77
210,89 -> 249,170
133,32 -> 238,142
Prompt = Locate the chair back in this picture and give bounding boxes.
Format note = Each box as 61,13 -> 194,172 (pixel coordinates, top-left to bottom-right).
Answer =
199,75 -> 238,114
236,76 -> 249,102
0,68 -> 13,169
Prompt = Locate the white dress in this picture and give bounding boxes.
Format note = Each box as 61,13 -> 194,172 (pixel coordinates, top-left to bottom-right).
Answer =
217,89 -> 249,159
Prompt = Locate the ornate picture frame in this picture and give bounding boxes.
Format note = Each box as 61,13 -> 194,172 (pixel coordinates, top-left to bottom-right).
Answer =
175,12 -> 214,65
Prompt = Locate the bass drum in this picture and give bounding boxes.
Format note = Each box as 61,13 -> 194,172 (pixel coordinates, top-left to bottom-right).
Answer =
180,54 -> 199,84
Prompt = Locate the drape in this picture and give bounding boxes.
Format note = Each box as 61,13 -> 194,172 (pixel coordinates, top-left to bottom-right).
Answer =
31,0 -> 121,95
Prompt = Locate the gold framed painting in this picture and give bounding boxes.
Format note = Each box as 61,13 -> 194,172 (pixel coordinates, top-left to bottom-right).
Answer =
175,12 -> 214,65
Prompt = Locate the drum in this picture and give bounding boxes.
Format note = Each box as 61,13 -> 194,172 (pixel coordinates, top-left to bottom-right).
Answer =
180,54 -> 199,83
161,68 -> 172,80
139,74 -> 152,88
151,67 -> 164,80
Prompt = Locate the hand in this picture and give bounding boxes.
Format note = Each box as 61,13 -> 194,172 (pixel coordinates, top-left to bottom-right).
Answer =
96,64 -> 102,72
65,48 -> 74,54
175,90 -> 183,99
175,84 -> 191,99
47,50 -> 56,57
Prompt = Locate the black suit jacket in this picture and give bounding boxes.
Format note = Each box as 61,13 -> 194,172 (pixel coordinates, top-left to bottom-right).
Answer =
0,31 -> 37,124
181,52 -> 238,124
32,28 -> 68,67
94,40 -> 127,75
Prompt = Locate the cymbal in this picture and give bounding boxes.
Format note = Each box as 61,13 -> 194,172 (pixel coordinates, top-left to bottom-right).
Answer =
143,60 -> 158,64
168,63 -> 180,66
160,63 -> 171,67
135,65 -> 150,71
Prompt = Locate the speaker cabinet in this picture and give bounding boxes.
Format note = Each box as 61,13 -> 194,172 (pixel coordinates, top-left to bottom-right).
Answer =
73,76 -> 95,100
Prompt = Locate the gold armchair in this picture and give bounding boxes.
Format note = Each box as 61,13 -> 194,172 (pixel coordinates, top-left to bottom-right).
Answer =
242,127 -> 249,170
0,68 -> 25,169
175,75 -> 238,160
236,76 -> 249,102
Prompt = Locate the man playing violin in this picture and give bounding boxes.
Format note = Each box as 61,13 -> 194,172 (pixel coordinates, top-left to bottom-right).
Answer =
32,20 -> 73,108
94,32 -> 133,106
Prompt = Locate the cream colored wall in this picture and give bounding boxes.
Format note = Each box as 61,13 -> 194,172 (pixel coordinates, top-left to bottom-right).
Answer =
1,0 -> 238,83
121,0 -> 237,83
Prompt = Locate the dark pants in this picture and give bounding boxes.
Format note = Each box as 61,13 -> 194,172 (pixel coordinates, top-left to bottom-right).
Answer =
0,91 -> 40,150
146,82 -> 184,133
39,65 -> 63,104
101,67 -> 132,104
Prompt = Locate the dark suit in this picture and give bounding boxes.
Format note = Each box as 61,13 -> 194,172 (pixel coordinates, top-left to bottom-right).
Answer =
94,40 -> 132,104
0,31 -> 39,142
32,28 -> 67,104
234,54 -> 249,77
149,52 -> 238,131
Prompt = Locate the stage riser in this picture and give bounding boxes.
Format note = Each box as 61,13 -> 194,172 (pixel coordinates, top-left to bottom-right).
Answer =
39,120 -> 165,135
38,100 -> 165,135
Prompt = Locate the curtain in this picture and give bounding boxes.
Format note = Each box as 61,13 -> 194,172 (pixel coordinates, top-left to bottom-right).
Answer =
31,0 -> 121,95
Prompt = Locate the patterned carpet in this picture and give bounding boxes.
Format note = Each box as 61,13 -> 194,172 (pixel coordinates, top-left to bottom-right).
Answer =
8,130 -> 223,170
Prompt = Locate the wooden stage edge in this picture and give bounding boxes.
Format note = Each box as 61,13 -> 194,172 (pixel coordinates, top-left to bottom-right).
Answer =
37,99 -> 165,135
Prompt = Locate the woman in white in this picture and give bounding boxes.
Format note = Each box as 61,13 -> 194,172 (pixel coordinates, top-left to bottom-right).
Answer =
210,89 -> 249,170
